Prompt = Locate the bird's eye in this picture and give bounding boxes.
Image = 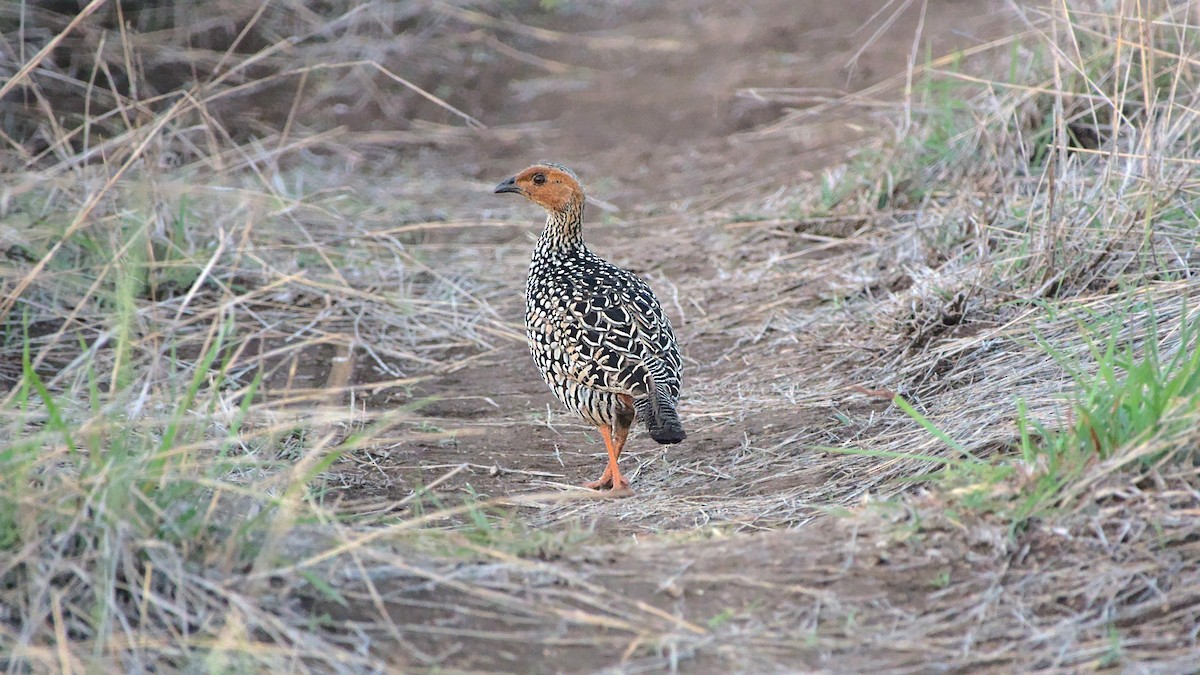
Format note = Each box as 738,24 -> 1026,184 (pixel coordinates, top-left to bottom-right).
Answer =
532,173 -> 547,186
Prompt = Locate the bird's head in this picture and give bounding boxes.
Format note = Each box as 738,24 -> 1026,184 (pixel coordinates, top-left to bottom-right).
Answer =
493,162 -> 583,214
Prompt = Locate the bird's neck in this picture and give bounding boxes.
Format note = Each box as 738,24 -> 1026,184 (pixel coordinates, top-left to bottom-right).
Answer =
536,197 -> 586,253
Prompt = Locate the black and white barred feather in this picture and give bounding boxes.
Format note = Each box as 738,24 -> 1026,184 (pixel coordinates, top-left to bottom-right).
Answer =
523,164 -> 685,444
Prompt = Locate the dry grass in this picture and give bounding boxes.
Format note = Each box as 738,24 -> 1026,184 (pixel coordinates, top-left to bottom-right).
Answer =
2,0 -> 1199,672
0,2 -> 525,670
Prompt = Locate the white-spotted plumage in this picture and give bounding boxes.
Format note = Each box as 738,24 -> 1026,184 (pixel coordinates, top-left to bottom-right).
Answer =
495,162 -> 684,491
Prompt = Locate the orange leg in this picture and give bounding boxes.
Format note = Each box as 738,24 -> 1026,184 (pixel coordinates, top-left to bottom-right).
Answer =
584,424 -> 631,491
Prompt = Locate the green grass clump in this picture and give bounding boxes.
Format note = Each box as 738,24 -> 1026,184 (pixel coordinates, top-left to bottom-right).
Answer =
860,297 -> 1200,533
1030,302 -> 1200,465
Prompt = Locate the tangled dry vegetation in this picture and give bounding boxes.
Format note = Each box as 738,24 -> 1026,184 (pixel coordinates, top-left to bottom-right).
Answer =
0,1 -> 518,671
1,0 -> 1199,672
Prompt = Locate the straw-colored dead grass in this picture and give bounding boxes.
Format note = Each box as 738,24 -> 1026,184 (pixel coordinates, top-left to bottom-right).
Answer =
0,1 -> 518,671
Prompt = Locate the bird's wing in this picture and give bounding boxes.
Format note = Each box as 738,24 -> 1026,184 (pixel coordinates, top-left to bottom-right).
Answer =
558,272 -> 682,398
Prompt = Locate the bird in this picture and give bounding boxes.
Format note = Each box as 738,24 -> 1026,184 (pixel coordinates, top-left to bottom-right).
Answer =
494,162 -> 685,492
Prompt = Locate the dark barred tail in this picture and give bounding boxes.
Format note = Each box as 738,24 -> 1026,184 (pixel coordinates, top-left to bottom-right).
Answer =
647,391 -> 686,444
650,419 -> 686,444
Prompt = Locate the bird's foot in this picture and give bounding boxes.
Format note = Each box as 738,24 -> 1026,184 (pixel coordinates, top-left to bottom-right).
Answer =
583,474 -> 630,493
583,476 -> 612,490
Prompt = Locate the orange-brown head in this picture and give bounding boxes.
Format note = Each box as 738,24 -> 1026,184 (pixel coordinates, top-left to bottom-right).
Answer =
493,162 -> 584,214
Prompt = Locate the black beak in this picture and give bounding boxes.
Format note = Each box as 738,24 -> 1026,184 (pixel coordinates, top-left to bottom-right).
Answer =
494,176 -> 521,194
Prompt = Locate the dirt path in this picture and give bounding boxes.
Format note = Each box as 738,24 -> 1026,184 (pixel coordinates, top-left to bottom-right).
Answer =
346,0 -> 1005,508
319,1 -> 1020,671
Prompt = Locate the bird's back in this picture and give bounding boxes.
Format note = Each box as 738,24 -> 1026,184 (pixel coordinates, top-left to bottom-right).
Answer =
526,240 -> 683,440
